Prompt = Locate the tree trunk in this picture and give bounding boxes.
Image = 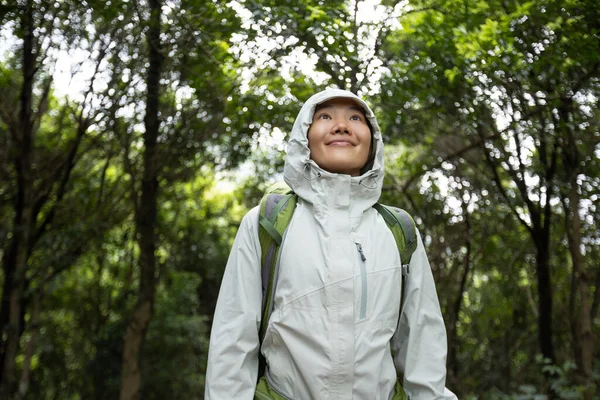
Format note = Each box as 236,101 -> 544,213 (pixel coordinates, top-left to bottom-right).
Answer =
15,293 -> 41,400
563,145 -> 594,400
447,211 -> 472,384
480,121 -> 558,368
0,2 -> 36,396
534,229 -> 555,364
119,0 -> 162,398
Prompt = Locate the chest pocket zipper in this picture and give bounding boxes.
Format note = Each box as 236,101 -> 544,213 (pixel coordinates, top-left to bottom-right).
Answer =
355,243 -> 367,320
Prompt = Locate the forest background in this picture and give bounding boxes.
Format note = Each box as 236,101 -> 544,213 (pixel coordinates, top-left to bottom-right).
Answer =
0,0 -> 598,399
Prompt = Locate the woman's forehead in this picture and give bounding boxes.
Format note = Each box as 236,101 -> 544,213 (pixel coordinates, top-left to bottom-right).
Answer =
315,97 -> 366,114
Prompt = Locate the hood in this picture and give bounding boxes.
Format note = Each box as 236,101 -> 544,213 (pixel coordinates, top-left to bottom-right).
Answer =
283,88 -> 384,212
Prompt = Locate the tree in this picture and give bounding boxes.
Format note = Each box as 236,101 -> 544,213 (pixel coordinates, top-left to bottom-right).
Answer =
0,1 -> 124,396
118,0 -> 162,398
376,0 -> 599,394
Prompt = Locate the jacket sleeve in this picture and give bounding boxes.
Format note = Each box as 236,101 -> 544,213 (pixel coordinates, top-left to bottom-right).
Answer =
391,229 -> 458,400
205,206 -> 262,399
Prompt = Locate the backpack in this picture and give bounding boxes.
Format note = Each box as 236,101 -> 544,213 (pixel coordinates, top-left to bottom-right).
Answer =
256,182 -> 418,350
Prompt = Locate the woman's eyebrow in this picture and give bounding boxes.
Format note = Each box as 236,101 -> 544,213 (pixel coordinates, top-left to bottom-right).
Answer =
349,105 -> 366,114
314,104 -> 332,112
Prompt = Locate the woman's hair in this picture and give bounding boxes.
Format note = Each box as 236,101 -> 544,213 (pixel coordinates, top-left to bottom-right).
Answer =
360,118 -> 376,175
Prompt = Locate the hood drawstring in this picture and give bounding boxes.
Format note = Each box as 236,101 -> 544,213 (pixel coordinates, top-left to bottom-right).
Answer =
303,162 -> 322,181
359,175 -> 378,190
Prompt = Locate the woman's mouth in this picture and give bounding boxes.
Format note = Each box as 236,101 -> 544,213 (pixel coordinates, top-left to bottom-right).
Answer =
327,140 -> 354,146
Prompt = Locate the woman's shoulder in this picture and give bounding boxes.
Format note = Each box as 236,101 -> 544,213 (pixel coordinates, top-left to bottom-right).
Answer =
240,205 -> 260,229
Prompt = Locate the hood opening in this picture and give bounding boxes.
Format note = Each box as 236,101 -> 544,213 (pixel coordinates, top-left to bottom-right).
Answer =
284,88 -> 384,205
310,96 -> 378,177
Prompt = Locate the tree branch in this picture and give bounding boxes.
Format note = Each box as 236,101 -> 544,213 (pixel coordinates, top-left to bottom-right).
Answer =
479,129 -> 534,235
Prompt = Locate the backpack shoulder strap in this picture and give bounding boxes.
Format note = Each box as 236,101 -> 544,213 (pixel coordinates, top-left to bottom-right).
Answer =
256,189 -> 297,379
373,203 -> 418,314
373,203 -> 417,266
257,190 -> 297,341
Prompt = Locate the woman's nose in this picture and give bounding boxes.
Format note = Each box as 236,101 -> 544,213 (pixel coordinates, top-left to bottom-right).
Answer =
333,119 -> 349,134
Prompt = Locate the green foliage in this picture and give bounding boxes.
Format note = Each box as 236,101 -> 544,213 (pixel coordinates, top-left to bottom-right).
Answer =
142,271 -> 208,399
0,0 -> 598,398
472,357 -> 600,400
377,0 -> 599,396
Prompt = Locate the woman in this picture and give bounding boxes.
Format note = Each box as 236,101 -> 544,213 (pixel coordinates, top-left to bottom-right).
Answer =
205,89 -> 458,400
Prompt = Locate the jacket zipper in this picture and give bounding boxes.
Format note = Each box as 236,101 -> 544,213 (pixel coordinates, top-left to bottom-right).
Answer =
355,243 -> 367,319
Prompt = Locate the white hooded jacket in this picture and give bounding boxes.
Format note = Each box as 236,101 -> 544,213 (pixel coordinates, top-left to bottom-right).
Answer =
205,89 -> 458,400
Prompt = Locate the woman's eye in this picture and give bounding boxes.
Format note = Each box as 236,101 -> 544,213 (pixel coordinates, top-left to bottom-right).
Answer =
318,114 -> 331,119
350,115 -> 362,121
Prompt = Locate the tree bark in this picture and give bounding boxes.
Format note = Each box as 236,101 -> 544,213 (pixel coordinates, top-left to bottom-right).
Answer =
119,0 -> 162,398
15,293 -> 41,400
533,228 -> 555,364
0,2 -> 36,396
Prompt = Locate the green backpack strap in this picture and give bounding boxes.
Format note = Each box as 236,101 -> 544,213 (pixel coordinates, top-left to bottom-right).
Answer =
257,185 -> 297,377
373,203 -> 417,392
372,203 -> 418,314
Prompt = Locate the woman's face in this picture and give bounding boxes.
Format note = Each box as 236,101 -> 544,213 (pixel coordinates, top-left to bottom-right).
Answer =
307,97 -> 371,176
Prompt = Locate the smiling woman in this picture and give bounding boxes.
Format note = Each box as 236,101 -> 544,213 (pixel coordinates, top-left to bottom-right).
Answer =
205,88 -> 458,400
307,97 -> 373,176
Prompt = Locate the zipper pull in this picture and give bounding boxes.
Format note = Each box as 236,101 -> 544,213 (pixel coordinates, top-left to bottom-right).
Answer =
356,243 -> 366,261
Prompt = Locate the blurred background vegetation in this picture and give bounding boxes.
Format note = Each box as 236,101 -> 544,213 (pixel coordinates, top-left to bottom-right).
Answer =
0,0 -> 598,398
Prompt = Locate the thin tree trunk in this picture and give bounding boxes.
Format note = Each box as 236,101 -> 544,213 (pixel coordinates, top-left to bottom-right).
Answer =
447,210 -> 472,383
563,147 -> 594,400
0,2 -> 36,396
15,293 -> 41,400
534,229 -> 555,364
479,122 -> 558,366
119,0 -> 162,398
